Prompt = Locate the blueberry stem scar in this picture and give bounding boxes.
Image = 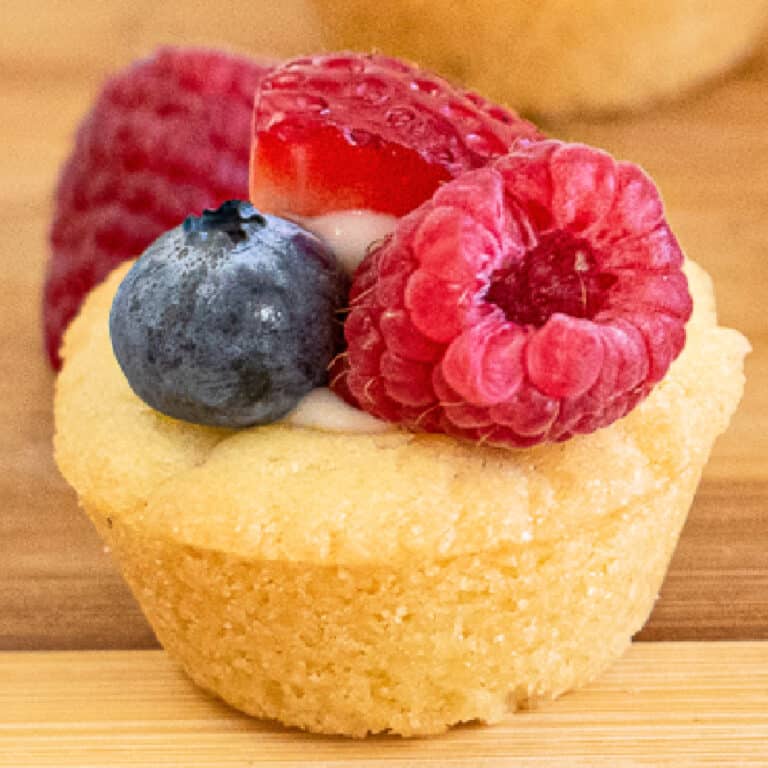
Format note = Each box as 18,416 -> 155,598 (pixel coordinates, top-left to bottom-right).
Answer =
183,200 -> 267,245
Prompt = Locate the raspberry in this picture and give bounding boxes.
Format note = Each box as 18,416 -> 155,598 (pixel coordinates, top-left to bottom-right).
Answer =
249,52 -> 542,217
335,140 -> 693,446
44,47 -> 273,368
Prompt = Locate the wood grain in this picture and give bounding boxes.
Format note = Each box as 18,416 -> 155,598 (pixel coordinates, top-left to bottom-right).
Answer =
1,4 -> 767,650
1,644 -> 767,766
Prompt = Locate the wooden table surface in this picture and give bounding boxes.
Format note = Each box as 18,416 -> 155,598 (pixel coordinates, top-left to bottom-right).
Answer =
2,643 -> 767,767
2,2 -> 767,653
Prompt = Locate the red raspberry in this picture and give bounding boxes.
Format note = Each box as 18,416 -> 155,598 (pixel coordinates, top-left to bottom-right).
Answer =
335,140 -> 693,446
249,52 -> 541,217
44,47 -> 273,368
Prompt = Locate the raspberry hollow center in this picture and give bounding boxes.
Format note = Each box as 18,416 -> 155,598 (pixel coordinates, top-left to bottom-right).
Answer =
486,230 -> 616,327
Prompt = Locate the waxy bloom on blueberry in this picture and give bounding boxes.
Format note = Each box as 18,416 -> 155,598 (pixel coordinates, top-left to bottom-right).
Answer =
109,201 -> 347,428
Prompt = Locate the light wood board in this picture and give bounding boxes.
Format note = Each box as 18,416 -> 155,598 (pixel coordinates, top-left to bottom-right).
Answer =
1,643 -> 767,767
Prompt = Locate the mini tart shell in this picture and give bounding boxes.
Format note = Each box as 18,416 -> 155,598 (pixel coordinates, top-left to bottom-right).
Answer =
54,259 -> 748,736
314,0 -> 768,117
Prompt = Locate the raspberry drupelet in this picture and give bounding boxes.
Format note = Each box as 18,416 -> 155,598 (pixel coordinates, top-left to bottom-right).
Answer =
336,140 -> 693,447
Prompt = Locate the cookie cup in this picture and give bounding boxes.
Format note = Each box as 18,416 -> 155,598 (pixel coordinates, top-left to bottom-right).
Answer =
314,0 -> 768,117
54,260 -> 747,736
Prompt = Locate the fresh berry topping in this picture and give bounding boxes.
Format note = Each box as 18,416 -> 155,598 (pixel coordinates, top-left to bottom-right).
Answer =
45,47 -> 274,369
249,52 -> 541,218
110,201 -> 347,428
334,140 -> 693,446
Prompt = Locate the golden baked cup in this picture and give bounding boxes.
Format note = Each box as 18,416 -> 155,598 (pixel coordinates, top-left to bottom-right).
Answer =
54,259 -> 747,736
314,0 -> 768,117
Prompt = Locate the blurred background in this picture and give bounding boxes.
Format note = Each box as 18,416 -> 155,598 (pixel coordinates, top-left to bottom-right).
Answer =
2,1 -> 767,650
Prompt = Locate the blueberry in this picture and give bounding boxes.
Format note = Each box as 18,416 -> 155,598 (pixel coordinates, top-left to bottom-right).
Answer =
109,201 -> 347,427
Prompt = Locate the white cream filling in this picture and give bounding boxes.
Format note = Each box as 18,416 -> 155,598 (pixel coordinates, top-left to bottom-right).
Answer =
280,209 -> 398,433
299,209 -> 397,275
283,388 -> 392,433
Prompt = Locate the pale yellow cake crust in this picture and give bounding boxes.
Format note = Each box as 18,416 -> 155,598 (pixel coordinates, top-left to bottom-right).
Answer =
314,0 -> 768,117
55,260 -> 748,736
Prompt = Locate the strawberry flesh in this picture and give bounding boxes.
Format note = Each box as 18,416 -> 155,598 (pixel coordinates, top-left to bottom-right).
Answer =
250,53 -> 541,217
250,126 -> 452,216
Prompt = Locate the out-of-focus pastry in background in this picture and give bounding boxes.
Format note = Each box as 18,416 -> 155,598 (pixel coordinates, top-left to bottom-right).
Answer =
313,0 -> 768,117
134,0 -> 324,58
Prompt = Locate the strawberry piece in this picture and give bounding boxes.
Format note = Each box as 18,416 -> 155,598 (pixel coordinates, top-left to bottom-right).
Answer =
334,140 -> 693,447
44,47 -> 273,369
249,53 -> 541,217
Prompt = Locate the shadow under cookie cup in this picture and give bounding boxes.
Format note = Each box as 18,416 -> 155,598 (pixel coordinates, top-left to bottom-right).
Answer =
54,259 -> 748,736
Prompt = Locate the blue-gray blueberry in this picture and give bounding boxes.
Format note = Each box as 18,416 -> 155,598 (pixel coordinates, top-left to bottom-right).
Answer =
109,201 -> 347,427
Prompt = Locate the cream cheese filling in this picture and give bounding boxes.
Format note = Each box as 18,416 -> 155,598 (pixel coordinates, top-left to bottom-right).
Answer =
281,209 -> 398,433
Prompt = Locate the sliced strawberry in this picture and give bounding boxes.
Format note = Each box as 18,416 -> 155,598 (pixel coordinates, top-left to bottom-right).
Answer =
249,53 -> 542,217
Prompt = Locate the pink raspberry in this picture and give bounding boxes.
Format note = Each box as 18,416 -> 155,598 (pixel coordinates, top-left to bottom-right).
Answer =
335,140 -> 693,446
44,47 -> 273,368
